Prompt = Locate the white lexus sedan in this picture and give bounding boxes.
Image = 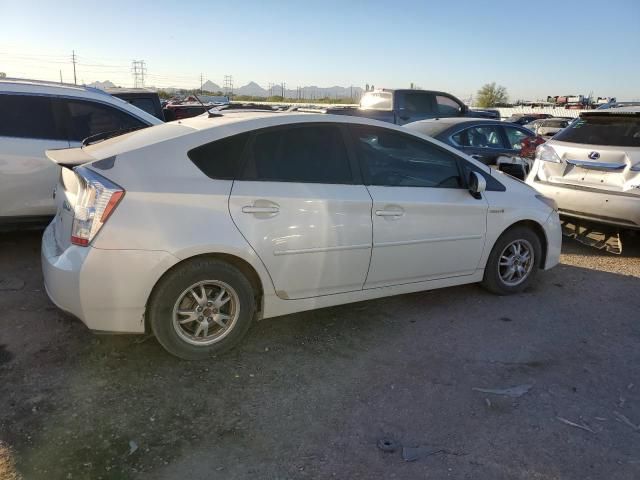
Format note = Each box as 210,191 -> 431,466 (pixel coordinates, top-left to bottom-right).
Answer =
42,111 -> 561,359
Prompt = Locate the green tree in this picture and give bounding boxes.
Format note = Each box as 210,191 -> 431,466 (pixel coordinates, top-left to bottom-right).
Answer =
476,82 -> 508,107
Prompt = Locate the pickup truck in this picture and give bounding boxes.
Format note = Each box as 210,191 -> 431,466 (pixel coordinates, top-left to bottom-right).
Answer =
326,89 -> 498,125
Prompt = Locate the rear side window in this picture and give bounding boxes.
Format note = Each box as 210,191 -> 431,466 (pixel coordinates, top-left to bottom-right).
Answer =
0,94 -> 65,140
240,125 -> 352,184
453,126 -> 505,148
403,92 -> 434,114
554,114 -> 640,147
64,100 -> 146,142
188,133 -> 250,179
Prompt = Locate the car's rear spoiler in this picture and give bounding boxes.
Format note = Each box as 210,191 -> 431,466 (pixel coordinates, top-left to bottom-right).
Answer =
45,147 -> 96,168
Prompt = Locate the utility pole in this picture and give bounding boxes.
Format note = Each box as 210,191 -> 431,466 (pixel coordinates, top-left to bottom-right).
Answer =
131,60 -> 146,88
200,73 -> 203,94
223,75 -> 233,97
59,70 -> 63,84
281,82 -> 286,98
71,50 -> 77,85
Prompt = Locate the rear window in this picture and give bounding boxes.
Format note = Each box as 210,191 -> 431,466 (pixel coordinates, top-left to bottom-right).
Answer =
188,132 -> 250,179
360,92 -> 392,110
554,114 -> 640,147
0,94 -> 65,140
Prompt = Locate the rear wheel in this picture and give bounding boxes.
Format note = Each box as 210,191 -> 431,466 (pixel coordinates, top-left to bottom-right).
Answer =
148,259 -> 255,360
482,226 -> 542,295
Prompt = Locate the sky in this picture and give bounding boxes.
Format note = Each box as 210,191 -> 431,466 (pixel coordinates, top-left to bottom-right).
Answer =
1,0 -> 639,101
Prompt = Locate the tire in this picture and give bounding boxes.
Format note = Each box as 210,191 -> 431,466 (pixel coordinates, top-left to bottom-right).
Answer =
481,226 -> 542,295
148,258 -> 255,360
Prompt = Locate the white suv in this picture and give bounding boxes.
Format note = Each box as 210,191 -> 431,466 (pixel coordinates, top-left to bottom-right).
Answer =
42,112 -> 561,359
0,79 -> 162,228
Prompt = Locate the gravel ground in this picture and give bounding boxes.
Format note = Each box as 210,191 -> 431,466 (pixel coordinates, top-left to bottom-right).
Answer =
1,231 -> 639,480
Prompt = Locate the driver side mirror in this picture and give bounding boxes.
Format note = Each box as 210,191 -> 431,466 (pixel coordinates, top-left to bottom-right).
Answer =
468,171 -> 486,199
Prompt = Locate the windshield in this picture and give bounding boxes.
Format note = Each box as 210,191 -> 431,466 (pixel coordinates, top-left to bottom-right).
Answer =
553,113 -> 640,147
360,92 -> 392,110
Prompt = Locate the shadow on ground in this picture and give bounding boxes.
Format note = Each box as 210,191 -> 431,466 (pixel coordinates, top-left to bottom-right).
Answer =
1,231 -> 639,479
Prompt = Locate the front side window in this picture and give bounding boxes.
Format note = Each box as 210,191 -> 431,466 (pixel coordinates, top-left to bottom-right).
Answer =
64,100 -> 146,142
453,125 -> 505,149
436,95 -> 463,115
504,127 -> 531,150
0,94 -> 65,140
352,126 -> 462,188
241,125 -> 352,184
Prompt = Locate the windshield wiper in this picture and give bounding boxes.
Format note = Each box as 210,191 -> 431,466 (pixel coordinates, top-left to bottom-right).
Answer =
82,125 -> 146,146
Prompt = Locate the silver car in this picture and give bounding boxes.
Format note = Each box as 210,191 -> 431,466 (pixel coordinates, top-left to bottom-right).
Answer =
527,107 -> 640,235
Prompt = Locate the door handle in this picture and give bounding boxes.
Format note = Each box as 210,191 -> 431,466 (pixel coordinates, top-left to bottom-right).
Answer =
242,206 -> 280,214
375,209 -> 404,217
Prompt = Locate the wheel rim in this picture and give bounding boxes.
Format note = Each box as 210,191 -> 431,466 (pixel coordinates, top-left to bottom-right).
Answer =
498,239 -> 535,287
172,280 -> 240,346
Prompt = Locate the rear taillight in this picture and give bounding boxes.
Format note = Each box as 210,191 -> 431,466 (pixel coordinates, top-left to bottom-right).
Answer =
70,167 -> 125,246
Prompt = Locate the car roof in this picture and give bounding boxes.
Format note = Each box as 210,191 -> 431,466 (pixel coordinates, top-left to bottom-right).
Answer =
81,110 -> 478,163
0,78 -> 163,125
404,117 -> 504,137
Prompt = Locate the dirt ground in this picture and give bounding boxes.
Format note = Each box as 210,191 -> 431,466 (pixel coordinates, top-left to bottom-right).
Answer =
1,231 -> 639,480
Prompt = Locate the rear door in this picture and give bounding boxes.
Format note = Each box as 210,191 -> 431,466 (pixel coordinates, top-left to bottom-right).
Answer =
349,125 -> 488,288
0,94 -> 70,219
229,124 -> 373,299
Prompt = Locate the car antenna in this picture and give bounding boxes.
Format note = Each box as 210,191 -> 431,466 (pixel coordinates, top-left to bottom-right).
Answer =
192,92 -> 209,112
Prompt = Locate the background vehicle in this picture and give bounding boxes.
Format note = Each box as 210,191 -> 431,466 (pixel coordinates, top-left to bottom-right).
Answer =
106,87 -> 165,121
503,113 -> 552,125
42,112 -> 561,359
406,118 -> 542,179
0,78 -> 162,228
596,101 -> 640,110
527,107 -> 640,253
524,117 -> 571,138
325,88 -> 499,125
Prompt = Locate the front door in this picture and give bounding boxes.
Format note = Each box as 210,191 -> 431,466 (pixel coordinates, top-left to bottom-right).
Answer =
349,125 -> 488,288
229,124 -> 373,300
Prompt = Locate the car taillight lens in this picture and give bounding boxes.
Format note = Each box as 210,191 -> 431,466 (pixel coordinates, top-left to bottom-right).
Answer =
535,143 -> 562,163
70,166 -> 124,246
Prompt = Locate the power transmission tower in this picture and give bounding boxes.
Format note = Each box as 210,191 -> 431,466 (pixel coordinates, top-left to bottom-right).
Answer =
200,73 -> 203,94
71,50 -> 77,85
281,82 -> 286,98
131,60 -> 146,88
223,75 -> 233,97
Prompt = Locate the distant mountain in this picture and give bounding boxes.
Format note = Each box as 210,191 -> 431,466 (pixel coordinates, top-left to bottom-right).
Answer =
201,80 -> 221,92
235,81 -> 268,97
87,80 -> 116,90
234,82 -> 362,99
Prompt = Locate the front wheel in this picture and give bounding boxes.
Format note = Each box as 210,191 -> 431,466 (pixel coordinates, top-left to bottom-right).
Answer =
481,227 -> 542,295
147,259 -> 256,360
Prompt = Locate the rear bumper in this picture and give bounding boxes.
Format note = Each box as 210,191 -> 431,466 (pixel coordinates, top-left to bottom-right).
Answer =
529,179 -> 640,229
41,224 -> 180,333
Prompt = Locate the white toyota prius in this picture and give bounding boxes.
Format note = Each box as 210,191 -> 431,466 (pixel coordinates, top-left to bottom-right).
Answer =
42,111 -> 561,359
